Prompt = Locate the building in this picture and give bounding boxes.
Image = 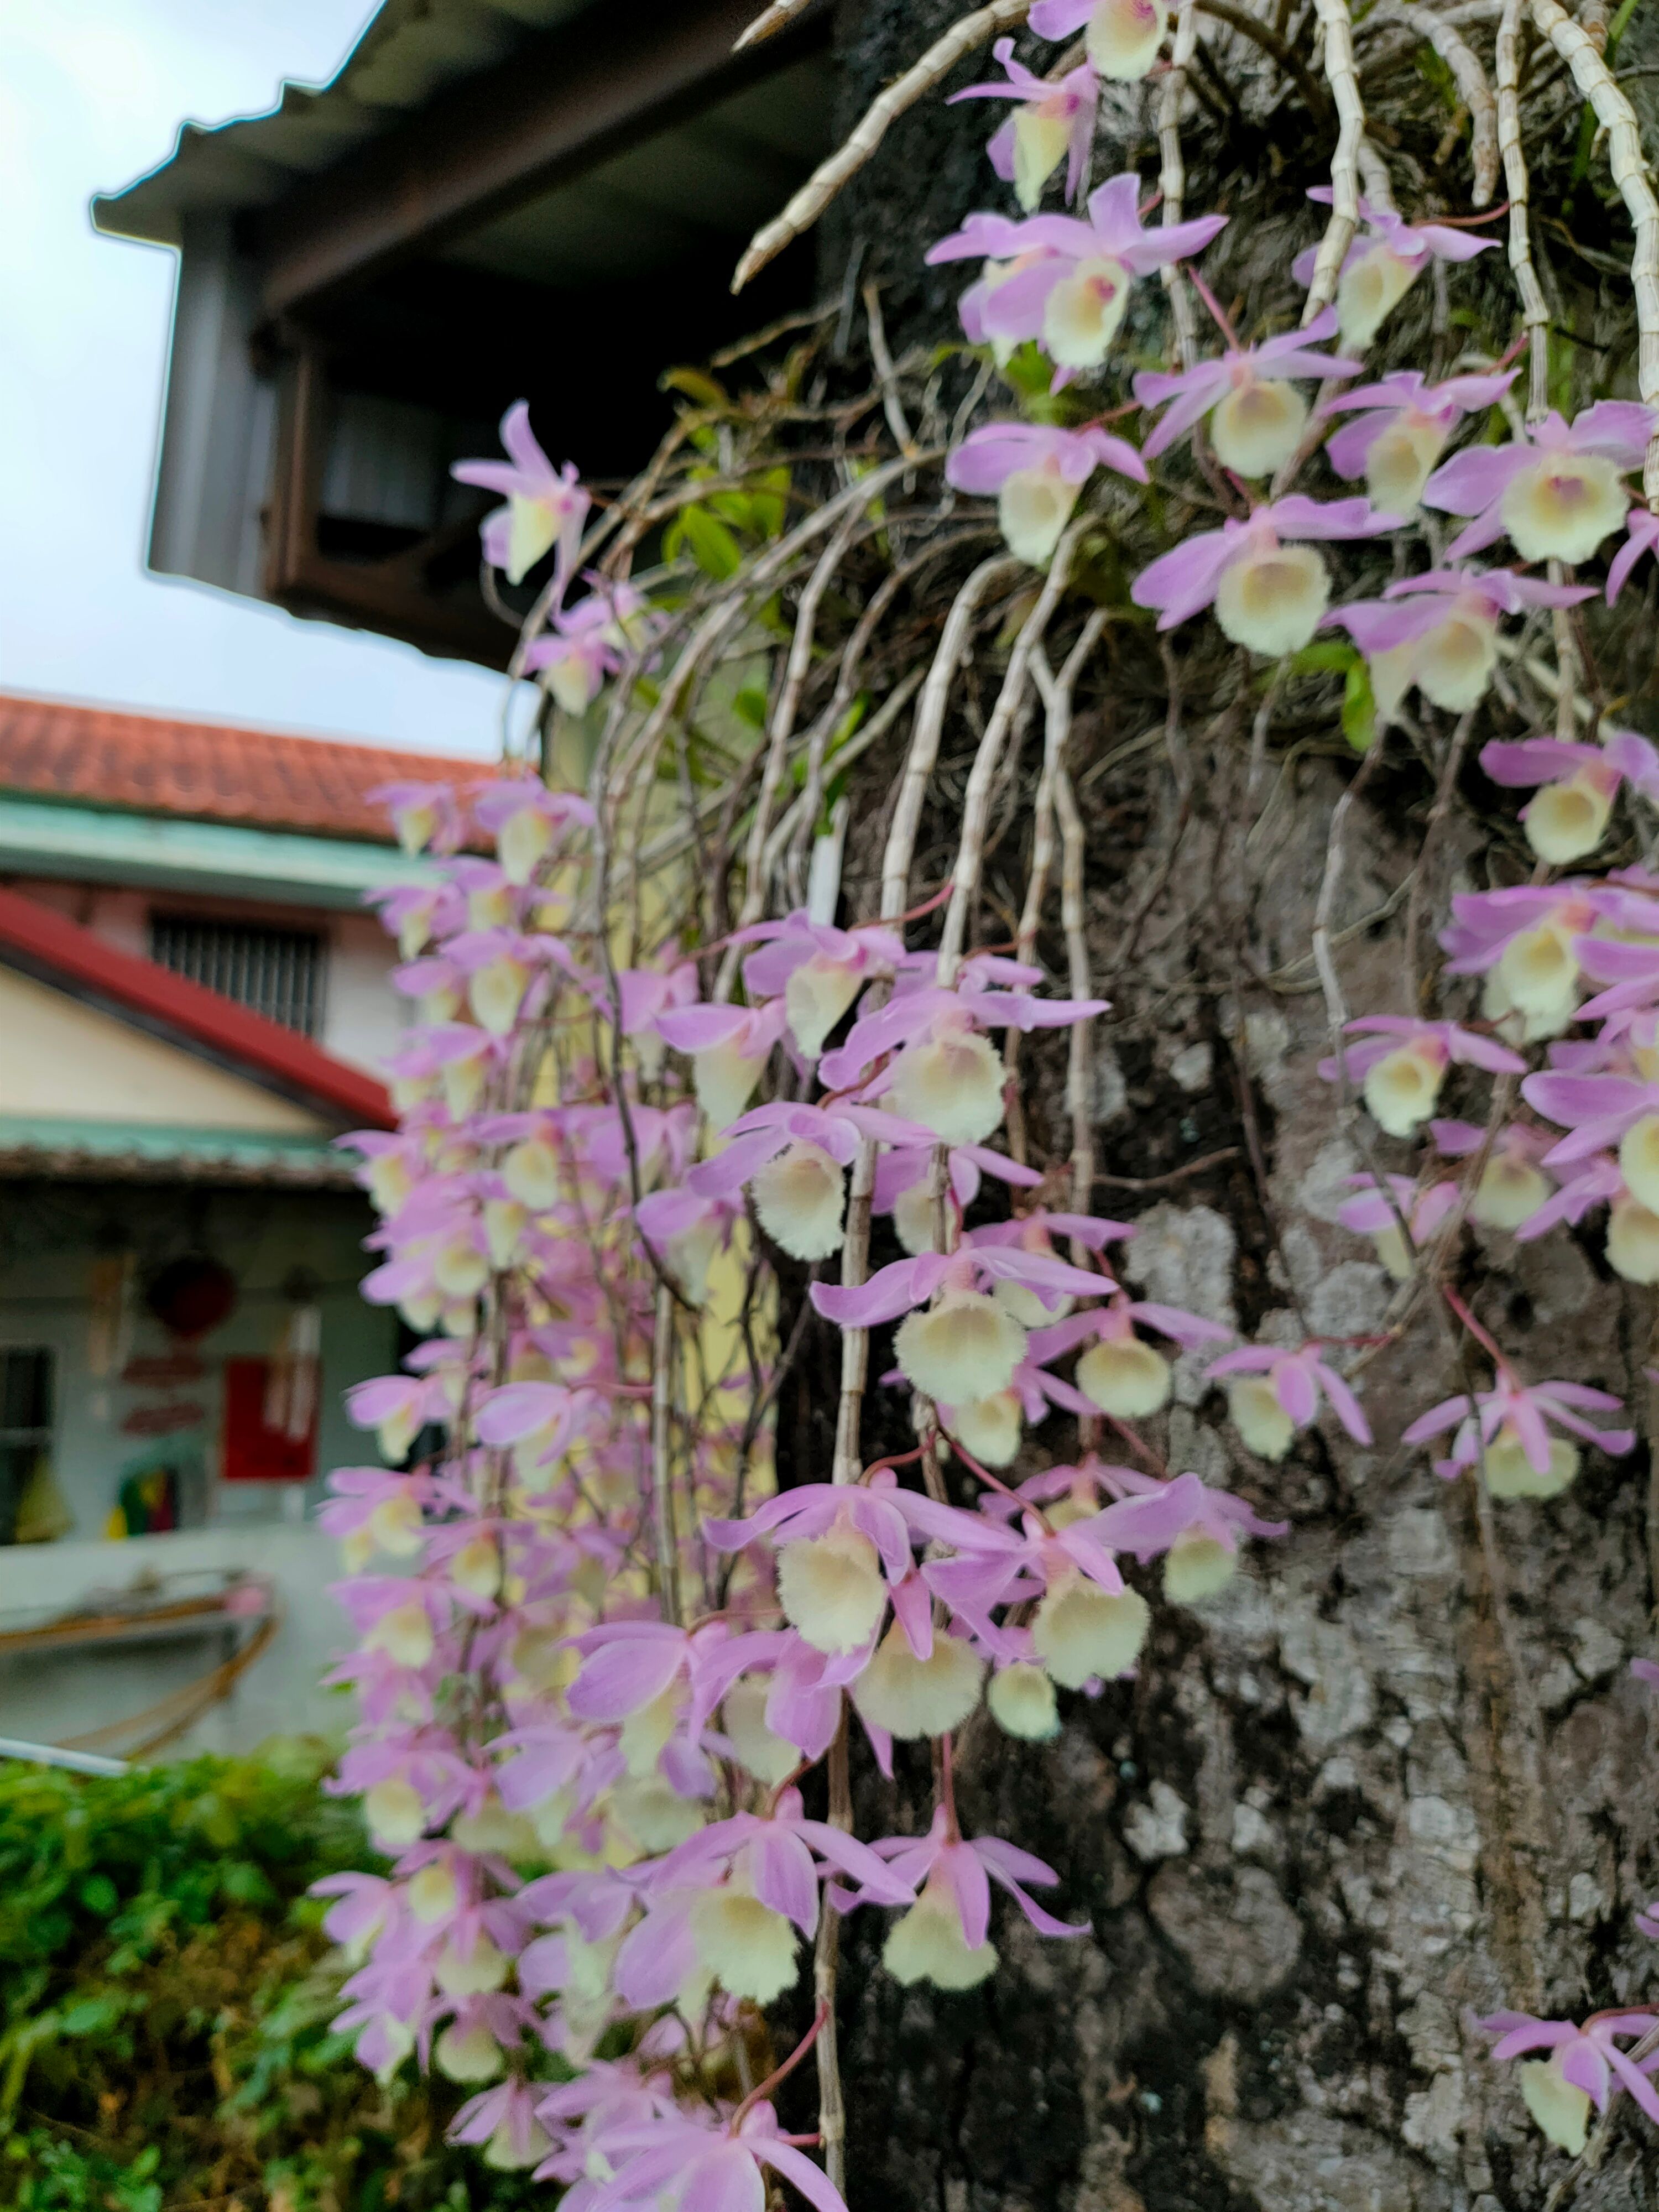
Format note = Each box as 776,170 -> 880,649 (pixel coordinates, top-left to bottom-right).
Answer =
0,691 -> 477,1755
91,0 -> 833,665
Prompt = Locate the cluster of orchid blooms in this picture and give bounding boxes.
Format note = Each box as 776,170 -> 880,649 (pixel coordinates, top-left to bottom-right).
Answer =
307,0 -> 1659,2189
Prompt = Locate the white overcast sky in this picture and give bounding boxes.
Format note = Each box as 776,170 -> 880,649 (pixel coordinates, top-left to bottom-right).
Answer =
0,1 -> 504,755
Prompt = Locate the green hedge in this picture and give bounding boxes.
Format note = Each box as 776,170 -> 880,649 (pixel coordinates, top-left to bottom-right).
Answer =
0,1747 -> 544,2212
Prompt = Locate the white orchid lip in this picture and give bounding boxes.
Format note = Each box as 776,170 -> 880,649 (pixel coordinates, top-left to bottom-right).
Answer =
883,1876 -> 999,1990
722,1676 -> 801,1786
1607,1193 -> 1659,1284
1076,1335 -> 1171,1417
1520,2051 -> 1591,2154
1618,1112 -> 1659,1211
987,1660 -> 1061,1740
692,1041 -> 766,1130
1336,242 -> 1419,349
1214,542 -> 1330,656
1031,1579 -> 1150,1688
1043,255 -> 1133,367
786,953 -> 862,1058
1164,1532 -> 1237,1603
1365,415 -> 1447,512
1087,0 -> 1168,77
1000,462 -> 1081,566
1011,106 -> 1072,208
1484,1426 -> 1579,1499
1362,1041 -> 1446,1138
852,1621 -> 985,1738
1471,1154 -> 1550,1232
1228,1374 -> 1295,1459
889,1026 -> 1007,1144
777,1522 -> 888,1653
690,1888 -> 800,2004
1209,377 -> 1307,479
752,1141 -> 847,1260
895,1288 -> 1027,1404
1500,453 -> 1627,563
947,1387 -> 1024,1466
1524,772 -> 1613,865
1412,611 -> 1498,712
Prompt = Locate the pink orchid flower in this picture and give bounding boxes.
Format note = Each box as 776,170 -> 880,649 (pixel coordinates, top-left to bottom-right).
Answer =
449,2079 -> 551,2173
451,400 -> 589,588
1131,495 -> 1402,657
1293,189 -> 1499,348
345,1373 -> 456,1462
1475,2010 -> 1659,2151
1403,1371 -> 1633,1490
1133,308 -> 1362,479
874,1140 -> 1044,1254
1086,1469 -> 1288,1600
1422,401 -> 1656,565
1511,1151 -> 1623,1241
1206,1342 -> 1371,1458
1316,1014 -> 1524,1137
946,421 -> 1148,565
948,38 -> 1099,207
633,1186 -> 742,1305
564,1619 -> 750,1740
1326,566 -> 1592,723
471,777 -> 595,885
1608,506 -> 1659,603
363,878 -> 467,959
369,779 -> 467,857
522,578 -> 656,715
654,998 -> 792,1128
1335,1174 -> 1462,1277
702,1478 -> 922,1657
1025,1293 -> 1228,1420
926,174 -> 1227,371
1029,0 -> 1168,80
688,1100 -> 936,1262
1438,883 -> 1629,1039
865,1806 -> 1089,1984
585,2100 -> 850,2212
1323,367 -> 1517,512
1479,731 -> 1659,867
735,911 -> 911,1057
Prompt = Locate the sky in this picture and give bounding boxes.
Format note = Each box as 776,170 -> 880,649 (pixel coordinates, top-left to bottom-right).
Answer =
0,1 -> 504,756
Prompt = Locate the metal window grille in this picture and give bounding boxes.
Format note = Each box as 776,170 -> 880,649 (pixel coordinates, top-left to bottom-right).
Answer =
0,1347 -> 53,1547
149,916 -> 325,1036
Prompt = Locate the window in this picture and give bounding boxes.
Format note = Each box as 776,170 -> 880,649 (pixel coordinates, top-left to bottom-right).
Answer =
0,1347 -> 54,1545
149,915 -> 325,1036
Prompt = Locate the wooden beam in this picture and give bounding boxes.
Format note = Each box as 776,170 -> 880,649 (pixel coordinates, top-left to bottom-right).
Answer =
257,0 -> 830,317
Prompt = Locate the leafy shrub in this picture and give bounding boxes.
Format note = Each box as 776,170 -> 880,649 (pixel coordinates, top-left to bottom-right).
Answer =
0,1747 -> 541,2211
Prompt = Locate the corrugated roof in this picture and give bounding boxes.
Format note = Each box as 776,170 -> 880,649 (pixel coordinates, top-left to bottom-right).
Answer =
0,692 -> 484,846
93,0 -> 600,249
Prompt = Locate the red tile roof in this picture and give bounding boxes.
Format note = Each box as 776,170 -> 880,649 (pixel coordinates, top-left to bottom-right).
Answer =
0,884 -> 395,1128
0,691 -> 486,844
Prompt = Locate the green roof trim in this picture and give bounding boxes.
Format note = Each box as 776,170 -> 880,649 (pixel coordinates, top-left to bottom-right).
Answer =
0,794 -> 435,909
0,1117 -> 362,1183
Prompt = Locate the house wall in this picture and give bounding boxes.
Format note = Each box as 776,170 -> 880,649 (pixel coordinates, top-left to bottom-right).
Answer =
12,877 -> 409,1076
0,1180 -> 397,1546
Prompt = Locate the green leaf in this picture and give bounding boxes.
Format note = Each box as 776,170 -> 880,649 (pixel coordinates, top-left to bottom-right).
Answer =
1287,639 -> 1358,677
77,1875 -> 117,1918
660,366 -> 728,409
679,505 -> 744,581
1342,658 -> 1376,752
733,684 -> 769,731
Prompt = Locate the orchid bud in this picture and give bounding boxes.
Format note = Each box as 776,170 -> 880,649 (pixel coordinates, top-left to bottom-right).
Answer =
1214,542 -> 1331,657
884,1874 -> 999,1990
1522,770 -> 1614,865
691,1887 -> 800,2004
368,1489 -> 426,1557
365,1777 -> 427,1846
786,952 -> 862,1058
947,1389 -> 1024,1467
987,1660 -> 1061,1740
367,1600 -> 435,1669
1362,1042 -> 1446,1138
450,1536 -> 504,1600
435,2021 -> 505,2083
1163,1532 -> 1237,1603
437,1936 -> 510,1996
1335,242 -> 1418,350
503,1135 -> 563,1209
1042,255 -> 1132,368
1086,0 -> 1168,76
752,1141 -> 847,1260
851,1621 -> 985,1738
1484,1424 -> 1579,1499
434,1234 -> 490,1301
1076,1335 -> 1172,1418
471,957 -> 530,1036
1364,416 -> 1448,513
618,1683 -> 684,1778
1471,1154 -> 1550,1232
1500,453 -> 1627,564
1227,1375 -> 1295,1459
777,1523 -> 888,1653
1519,2053 -> 1591,2156
408,1860 -> 460,1923
895,1290 -> 1027,1405
999,462 -> 1081,566
611,1773 -> 706,1853
498,806 -> 552,886
692,1042 -> 768,1130
1031,1577 -> 1150,1687
722,1677 -> 801,1786
889,1028 -> 1007,1144
1209,378 -> 1308,479
1607,1194 -> 1659,1284
1412,611 -> 1498,712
